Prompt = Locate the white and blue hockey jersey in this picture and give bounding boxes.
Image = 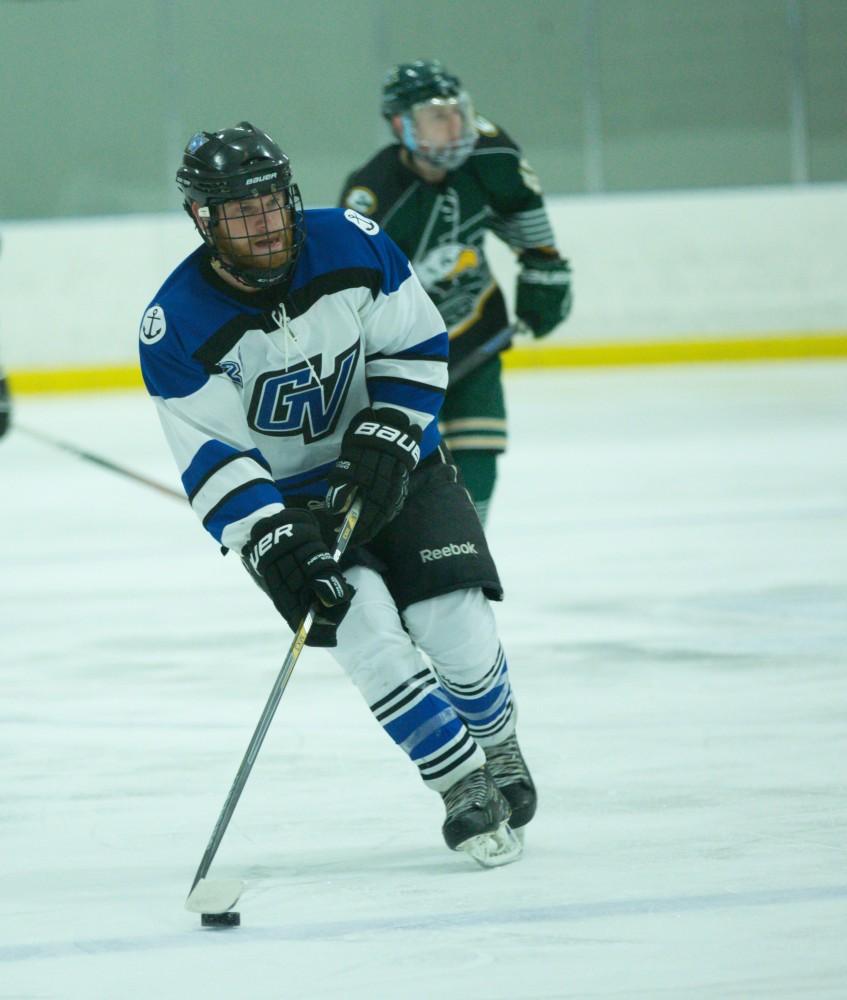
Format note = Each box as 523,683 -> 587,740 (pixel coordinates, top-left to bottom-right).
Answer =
139,208 -> 448,553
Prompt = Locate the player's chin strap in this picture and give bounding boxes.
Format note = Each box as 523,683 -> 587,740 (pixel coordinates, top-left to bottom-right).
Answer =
184,493 -> 362,918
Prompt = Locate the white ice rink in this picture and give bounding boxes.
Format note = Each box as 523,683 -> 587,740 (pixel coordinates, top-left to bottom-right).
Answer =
2,362 -> 846,999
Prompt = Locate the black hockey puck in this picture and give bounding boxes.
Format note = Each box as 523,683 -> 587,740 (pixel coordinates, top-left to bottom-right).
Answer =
201,911 -> 240,928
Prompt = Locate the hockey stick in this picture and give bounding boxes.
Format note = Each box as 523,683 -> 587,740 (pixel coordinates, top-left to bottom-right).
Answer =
448,324 -> 517,386
16,424 -> 184,502
184,494 -> 363,916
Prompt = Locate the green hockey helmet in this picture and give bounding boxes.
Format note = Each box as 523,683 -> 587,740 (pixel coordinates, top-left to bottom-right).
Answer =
381,60 -> 463,118
381,60 -> 478,171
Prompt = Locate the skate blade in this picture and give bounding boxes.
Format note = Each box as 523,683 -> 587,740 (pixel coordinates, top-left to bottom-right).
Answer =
458,822 -> 523,868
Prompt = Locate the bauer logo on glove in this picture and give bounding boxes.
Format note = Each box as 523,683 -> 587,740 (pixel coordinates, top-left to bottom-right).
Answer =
244,509 -> 355,647
327,406 -> 423,544
248,522 -> 295,571
350,419 -> 421,465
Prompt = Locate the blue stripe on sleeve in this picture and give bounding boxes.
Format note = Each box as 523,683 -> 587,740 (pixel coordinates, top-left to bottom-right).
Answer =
181,440 -> 271,498
366,378 -> 445,415
274,459 -> 337,491
278,477 -> 331,500
419,420 -> 441,460
274,459 -> 337,501
202,480 -> 284,543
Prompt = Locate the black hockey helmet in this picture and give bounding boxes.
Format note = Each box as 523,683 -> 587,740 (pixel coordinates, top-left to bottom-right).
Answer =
176,121 -> 305,289
380,60 -> 477,171
381,60 -> 463,118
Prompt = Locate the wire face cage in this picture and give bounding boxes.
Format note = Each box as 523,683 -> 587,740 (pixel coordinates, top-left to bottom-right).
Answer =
199,184 -> 305,288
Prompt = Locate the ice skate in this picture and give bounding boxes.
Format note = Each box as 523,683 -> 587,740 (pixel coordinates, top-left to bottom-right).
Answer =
484,734 -> 537,840
441,766 -> 523,868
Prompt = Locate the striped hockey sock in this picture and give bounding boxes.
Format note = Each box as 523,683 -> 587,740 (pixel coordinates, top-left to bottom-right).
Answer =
436,643 -> 516,746
329,566 -> 487,794
369,668 -> 485,792
403,590 -> 518,750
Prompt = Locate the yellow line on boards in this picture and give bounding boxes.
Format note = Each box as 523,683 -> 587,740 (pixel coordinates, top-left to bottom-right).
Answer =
7,333 -> 847,395
502,334 -> 847,370
8,366 -> 145,395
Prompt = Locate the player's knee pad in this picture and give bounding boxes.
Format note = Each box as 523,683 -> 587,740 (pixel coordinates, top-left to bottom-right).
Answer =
402,587 -> 500,674
332,565 -> 425,698
404,588 -> 516,743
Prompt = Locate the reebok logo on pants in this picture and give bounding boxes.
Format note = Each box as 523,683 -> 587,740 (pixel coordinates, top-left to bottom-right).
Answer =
420,542 -> 478,563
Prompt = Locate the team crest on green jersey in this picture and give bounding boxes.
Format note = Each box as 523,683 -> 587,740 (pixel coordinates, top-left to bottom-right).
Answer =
416,243 -> 481,287
413,240 -> 492,332
344,186 -> 377,216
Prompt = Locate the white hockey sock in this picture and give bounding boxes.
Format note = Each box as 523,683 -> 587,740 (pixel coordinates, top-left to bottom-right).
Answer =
402,588 -> 517,747
331,566 -> 485,792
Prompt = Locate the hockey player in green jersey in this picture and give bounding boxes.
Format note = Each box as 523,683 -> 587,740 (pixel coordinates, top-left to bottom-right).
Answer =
339,59 -> 572,523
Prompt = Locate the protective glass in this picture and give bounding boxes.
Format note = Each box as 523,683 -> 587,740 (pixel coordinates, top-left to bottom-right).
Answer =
400,92 -> 478,171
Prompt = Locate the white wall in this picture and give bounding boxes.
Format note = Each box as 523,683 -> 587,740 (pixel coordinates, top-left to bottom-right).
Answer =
2,185 -> 846,371
486,184 -> 847,340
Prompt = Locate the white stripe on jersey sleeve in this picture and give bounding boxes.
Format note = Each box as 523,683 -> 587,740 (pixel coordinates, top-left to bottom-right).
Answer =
153,377 -> 283,551
364,354 -> 445,386
155,375 -> 258,467
361,266 -> 448,429
189,454 -> 275,524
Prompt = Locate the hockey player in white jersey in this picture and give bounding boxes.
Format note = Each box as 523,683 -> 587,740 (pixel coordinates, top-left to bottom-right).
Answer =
139,122 -> 536,865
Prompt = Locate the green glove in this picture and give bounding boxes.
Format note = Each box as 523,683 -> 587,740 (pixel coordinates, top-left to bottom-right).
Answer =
515,250 -> 572,338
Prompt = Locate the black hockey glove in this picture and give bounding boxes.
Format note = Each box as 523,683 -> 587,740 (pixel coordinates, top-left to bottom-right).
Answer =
326,406 -> 422,544
515,249 -> 573,337
244,509 -> 355,647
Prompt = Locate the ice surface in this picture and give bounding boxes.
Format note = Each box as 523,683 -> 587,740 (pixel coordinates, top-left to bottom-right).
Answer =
2,363 -> 846,998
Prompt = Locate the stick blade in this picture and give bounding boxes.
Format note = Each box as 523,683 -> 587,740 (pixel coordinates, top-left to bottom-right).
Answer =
185,877 -> 245,914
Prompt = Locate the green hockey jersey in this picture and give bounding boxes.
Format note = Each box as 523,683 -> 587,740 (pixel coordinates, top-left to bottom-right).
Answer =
339,118 -> 557,370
